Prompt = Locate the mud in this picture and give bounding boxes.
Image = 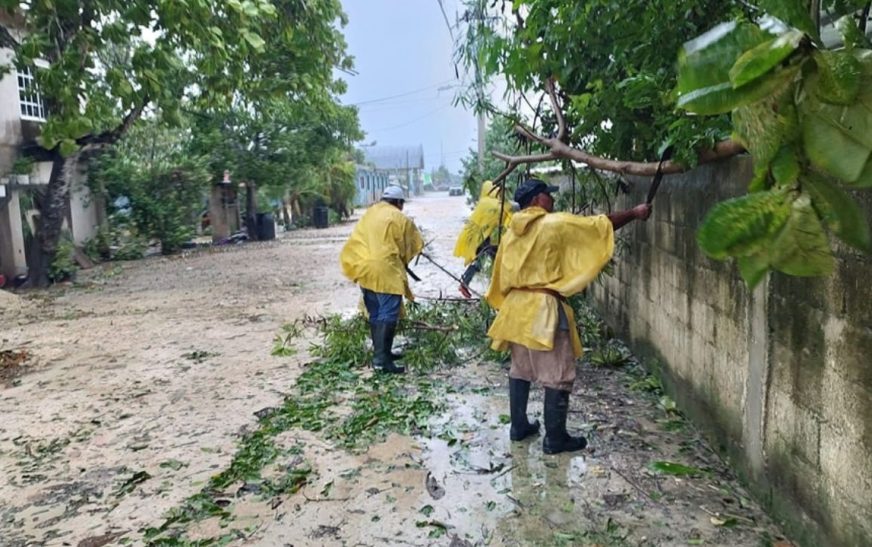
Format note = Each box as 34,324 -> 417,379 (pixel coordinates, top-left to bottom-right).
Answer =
0,193 -> 790,546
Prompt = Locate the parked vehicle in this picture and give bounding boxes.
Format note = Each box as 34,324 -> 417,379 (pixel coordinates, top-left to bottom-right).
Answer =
448,186 -> 463,196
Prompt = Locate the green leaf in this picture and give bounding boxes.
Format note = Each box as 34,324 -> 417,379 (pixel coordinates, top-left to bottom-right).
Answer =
737,253 -> 770,289
803,174 -> 872,252
419,504 -> 434,517
756,0 -> 819,40
800,94 -> 872,183
648,461 -> 704,476
852,160 -> 872,188
676,22 -> 775,114
59,138 -> 79,157
242,30 -> 266,51
836,15 -> 871,51
697,189 -> 792,260
748,168 -> 770,193
729,30 -> 804,88
159,459 -> 187,471
732,89 -> 798,181
770,145 -> 800,186
813,50 -> 863,105
771,194 -> 836,276
679,63 -> 800,115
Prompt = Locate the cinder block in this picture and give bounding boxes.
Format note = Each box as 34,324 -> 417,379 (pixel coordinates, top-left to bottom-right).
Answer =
823,317 -> 872,393
827,256 -> 872,328
819,365 -> 872,447
764,388 -> 821,467
819,422 -> 872,518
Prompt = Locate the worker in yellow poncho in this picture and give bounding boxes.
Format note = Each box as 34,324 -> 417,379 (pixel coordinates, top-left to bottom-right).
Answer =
453,180 -> 511,263
486,179 -> 651,453
340,185 -> 424,374
453,181 -> 515,296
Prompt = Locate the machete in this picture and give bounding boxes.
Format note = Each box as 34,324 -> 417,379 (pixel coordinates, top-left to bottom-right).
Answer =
645,146 -> 675,205
418,251 -> 483,298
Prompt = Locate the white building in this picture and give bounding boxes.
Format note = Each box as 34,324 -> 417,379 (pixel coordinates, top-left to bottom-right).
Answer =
0,12 -> 100,280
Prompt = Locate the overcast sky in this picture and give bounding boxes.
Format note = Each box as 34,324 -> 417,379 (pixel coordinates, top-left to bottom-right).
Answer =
339,0 -> 476,174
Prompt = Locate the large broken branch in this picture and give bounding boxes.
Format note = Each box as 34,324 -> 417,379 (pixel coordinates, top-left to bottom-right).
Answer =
0,24 -> 20,51
544,78 -> 566,141
491,80 -> 746,185
78,96 -> 149,148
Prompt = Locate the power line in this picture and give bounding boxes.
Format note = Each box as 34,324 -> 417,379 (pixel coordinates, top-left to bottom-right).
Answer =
348,79 -> 458,107
436,0 -> 456,42
368,104 -> 454,132
357,96 -> 451,112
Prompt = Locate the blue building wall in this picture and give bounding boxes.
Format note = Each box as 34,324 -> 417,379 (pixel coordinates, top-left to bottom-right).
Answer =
354,166 -> 389,207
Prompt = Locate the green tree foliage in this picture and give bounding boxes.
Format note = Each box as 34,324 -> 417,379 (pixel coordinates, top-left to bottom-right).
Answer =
676,5 -> 872,286
0,0 -> 354,284
456,0 -> 746,165
457,0 -> 872,287
188,96 -> 362,222
89,122 -> 211,254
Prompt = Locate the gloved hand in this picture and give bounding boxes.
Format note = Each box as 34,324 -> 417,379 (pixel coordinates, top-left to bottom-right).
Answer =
459,284 -> 473,299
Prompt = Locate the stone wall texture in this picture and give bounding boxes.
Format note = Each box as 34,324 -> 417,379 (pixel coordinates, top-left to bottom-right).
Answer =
589,156 -> 872,546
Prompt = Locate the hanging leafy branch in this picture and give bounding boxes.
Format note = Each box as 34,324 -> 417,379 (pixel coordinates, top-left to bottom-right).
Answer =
677,6 -> 872,286
456,0 -> 872,286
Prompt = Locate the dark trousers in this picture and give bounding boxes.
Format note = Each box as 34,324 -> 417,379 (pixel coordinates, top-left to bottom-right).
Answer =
362,289 -> 402,325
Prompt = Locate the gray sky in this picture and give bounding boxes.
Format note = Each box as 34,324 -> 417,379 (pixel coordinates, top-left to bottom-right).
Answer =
339,0 -> 476,174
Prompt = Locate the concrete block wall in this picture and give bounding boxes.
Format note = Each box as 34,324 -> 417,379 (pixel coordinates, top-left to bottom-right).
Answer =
589,156 -> 872,546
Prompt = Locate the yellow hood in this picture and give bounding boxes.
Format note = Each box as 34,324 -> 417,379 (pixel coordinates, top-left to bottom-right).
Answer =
454,182 -> 512,265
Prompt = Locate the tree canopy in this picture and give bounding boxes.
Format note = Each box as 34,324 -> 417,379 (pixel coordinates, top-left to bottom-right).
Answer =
0,0 -> 358,284
455,0 -> 872,286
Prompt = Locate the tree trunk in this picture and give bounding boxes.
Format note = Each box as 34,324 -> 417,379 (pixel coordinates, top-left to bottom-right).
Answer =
245,182 -> 258,241
31,152 -> 79,287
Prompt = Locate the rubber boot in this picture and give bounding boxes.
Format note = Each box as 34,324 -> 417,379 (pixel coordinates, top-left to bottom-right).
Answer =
371,323 -> 402,360
509,378 -> 540,441
370,323 -> 386,370
380,322 -> 405,375
542,388 -> 587,454
389,323 -> 404,360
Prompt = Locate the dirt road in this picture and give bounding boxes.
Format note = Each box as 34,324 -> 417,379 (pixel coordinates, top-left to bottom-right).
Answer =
1,194 -> 789,546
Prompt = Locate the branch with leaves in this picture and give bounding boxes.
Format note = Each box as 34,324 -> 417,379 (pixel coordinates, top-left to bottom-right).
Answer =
489,79 -> 746,185
459,0 -> 872,287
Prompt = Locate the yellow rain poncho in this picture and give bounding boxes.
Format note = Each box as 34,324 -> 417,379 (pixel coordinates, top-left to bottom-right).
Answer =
340,201 -> 424,300
485,207 -> 614,357
453,181 -> 512,265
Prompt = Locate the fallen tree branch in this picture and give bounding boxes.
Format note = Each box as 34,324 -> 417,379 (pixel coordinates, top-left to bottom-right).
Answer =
490,80 -> 746,185
404,321 -> 458,333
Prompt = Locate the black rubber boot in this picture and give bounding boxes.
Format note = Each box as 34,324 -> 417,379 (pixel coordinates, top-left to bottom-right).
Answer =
370,323 -> 386,370
509,378 -> 540,441
379,322 -> 405,375
542,388 -> 587,454
387,323 -> 404,359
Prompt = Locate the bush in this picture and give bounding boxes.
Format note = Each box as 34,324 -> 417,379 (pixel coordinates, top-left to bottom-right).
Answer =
89,123 -> 211,257
48,233 -> 78,283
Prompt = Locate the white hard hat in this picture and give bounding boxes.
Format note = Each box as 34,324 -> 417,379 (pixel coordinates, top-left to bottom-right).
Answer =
382,185 -> 405,200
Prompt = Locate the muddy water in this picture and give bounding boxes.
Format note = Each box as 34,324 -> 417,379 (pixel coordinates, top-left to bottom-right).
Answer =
0,193 -> 789,546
